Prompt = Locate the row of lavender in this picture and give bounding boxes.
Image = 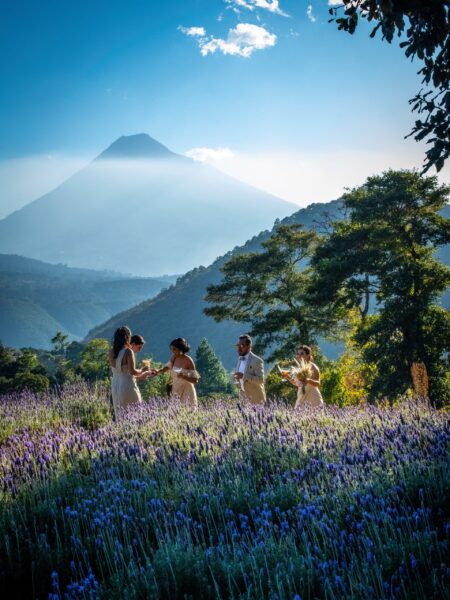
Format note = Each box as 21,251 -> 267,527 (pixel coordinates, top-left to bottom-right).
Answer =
0,385 -> 449,599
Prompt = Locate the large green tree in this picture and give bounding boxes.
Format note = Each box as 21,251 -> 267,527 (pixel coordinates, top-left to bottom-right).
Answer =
79,339 -> 111,382
310,169 -> 450,404
205,224 -> 342,361
329,1 -> 450,172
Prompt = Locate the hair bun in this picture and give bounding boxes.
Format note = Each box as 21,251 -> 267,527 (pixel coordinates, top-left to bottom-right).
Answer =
170,337 -> 190,353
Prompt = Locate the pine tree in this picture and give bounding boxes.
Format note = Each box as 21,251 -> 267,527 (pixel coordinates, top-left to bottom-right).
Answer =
195,338 -> 233,397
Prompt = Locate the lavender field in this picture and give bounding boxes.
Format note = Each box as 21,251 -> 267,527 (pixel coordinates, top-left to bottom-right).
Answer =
0,385 -> 449,599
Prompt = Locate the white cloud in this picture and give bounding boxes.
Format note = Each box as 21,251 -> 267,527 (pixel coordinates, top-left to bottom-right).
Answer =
225,0 -> 288,17
186,147 -> 234,162
197,23 -> 277,57
177,26 -> 206,37
306,5 -> 317,23
328,0 -> 342,5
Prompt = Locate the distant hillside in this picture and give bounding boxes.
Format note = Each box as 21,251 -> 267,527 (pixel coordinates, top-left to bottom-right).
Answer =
87,202 -> 450,369
0,133 -> 295,276
0,254 -> 177,349
86,201 -> 346,367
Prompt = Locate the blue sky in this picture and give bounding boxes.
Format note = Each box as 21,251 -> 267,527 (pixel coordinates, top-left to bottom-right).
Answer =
1,0 -> 448,217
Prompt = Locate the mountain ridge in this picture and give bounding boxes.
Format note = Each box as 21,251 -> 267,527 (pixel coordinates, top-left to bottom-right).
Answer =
0,254 -> 178,349
0,134 -> 295,276
97,133 -> 176,161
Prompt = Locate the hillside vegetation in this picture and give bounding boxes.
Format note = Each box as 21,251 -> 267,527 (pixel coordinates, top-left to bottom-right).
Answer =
0,254 -> 176,349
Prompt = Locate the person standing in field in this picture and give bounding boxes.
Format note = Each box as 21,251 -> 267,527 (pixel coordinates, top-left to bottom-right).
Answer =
154,337 -> 200,407
234,334 -> 266,405
108,326 -> 150,419
282,345 -> 324,409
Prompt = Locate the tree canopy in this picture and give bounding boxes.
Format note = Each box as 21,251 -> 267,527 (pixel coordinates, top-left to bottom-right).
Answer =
205,224 -> 343,361
310,169 -> 450,403
329,0 -> 450,172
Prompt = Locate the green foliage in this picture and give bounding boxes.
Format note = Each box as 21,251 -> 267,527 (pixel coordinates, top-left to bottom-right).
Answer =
0,343 -> 16,379
65,341 -> 84,364
51,331 -> 69,355
79,338 -> 111,382
205,224 -> 344,361
12,372 -> 49,394
311,170 -> 450,405
141,364 -> 172,399
0,345 -> 50,394
329,1 -> 450,172
265,366 -> 297,405
195,338 -> 233,396
321,350 -> 373,407
49,331 -> 79,385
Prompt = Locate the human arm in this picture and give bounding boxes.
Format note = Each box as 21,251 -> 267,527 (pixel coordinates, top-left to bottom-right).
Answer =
281,371 -> 300,388
176,357 -> 200,384
153,360 -> 173,376
135,370 -> 155,381
305,363 -> 321,388
124,349 -> 145,377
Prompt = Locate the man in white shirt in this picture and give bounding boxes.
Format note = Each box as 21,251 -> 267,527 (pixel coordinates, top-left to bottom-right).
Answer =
234,334 -> 266,405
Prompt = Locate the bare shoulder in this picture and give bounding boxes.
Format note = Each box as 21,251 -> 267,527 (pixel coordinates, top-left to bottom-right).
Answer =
311,362 -> 320,376
184,355 -> 195,369
123,347 -> 133,359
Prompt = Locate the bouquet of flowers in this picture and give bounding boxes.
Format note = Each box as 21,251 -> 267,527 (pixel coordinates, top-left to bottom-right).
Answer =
278,359 -> 312,394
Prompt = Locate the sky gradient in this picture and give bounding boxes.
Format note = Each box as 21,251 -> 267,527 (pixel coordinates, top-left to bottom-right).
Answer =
1,0 -> 448,218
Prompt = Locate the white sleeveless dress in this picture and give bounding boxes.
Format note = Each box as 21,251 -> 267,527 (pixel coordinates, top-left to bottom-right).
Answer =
112,347 -> 142,418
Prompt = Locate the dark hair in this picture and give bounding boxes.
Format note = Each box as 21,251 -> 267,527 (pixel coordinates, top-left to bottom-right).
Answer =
170,337 -> 190,353
112,326 -> 131,358
239,334 -> 252,346
130,334 -> 145,346
298,345 -> 312,356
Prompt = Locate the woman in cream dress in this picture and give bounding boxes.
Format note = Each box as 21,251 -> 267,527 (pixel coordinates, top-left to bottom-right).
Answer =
283,345 -> 324,409
155,337 -> 200,407
108,327 -> 150,419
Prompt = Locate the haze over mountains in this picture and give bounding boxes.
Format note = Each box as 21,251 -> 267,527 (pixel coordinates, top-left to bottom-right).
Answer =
0,134 -> 295,276
0,254 -> 177,349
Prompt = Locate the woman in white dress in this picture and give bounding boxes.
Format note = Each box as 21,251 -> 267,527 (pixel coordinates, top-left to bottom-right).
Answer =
283,345 -> 324,409
154,338 -> 200,407
108,327 -> 150,419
